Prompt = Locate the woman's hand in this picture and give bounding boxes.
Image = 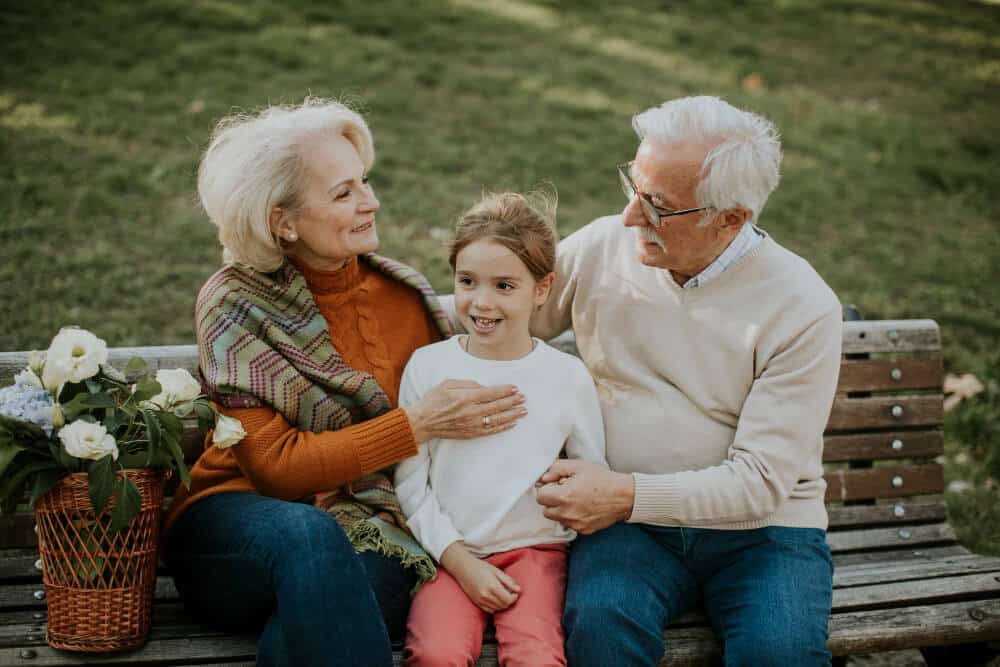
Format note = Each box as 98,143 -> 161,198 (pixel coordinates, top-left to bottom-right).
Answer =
404,379 -> 526,444
440,542 -> 521,613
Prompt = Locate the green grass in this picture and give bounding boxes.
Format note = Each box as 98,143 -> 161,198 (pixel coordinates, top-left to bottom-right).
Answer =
2,0 -> 999,551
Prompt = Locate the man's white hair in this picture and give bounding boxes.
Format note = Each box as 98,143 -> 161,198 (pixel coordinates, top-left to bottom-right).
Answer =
198,97 -> 374,272
632,96 -> 781,225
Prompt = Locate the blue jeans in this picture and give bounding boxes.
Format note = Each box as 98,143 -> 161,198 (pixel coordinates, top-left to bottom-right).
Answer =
164,492 -> 416,667
563,522 -> 833,667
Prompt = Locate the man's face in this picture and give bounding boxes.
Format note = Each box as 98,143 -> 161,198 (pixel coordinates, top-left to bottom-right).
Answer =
622,140 -> 729,275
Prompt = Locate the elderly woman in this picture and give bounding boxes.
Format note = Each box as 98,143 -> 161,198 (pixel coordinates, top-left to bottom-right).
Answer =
162,99 -> 526,667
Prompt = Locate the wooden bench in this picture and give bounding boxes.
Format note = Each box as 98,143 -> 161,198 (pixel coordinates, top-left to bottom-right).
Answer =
2,318 -> 1000,665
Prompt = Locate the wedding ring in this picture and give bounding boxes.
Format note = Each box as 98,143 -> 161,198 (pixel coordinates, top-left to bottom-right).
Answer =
483,415 -> 492,428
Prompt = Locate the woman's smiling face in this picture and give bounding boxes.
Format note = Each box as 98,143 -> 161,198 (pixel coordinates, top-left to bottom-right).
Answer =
285,133 -> 380,271
454,239 -> 552,360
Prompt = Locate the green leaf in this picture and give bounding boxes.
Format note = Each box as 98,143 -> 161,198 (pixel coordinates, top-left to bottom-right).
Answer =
109,476 -> 142,534
193,400 -> 216,432
162,430 -> 191,488
28,468 -> 66,507
141,410 -> 161,467
87,455 -> 116,515
125,357 -> 148,374
60,392 -> 93,422
0,457 -> 59,514
0,440 -> 26,478
129,378 -> 161,405
0,413 -> 52,455
157,411 -> 184,439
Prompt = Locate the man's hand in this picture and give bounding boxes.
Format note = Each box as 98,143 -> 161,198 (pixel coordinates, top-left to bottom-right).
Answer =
440,542 -> 521,614
536,460 -> 635,534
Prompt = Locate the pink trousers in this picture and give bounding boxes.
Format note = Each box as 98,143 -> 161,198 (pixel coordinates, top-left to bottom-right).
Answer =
403,543 -> 567,667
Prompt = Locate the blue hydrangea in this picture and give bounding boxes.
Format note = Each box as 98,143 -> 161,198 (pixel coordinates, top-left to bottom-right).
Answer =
0,373 -> 55,436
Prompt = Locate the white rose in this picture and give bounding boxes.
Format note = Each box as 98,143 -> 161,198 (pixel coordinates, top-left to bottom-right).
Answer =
212,414 -> 246,449
58,420 -> 118,461
147,368 -> 201,410
42,328 -> 108,391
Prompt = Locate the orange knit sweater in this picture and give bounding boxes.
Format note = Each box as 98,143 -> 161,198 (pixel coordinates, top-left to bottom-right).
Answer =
163,256 -> 443,535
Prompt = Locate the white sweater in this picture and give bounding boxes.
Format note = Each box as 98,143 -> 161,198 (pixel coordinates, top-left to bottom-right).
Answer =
532,216 -> 842,530
394,337 -> 607,560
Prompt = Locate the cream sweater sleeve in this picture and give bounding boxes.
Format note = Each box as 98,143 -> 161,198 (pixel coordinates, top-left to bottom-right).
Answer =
531,222 -> 587,341
628,304 -> 843,526
565,360 -> 608,466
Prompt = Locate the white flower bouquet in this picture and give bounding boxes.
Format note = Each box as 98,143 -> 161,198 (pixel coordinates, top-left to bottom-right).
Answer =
0,326 -> 244,533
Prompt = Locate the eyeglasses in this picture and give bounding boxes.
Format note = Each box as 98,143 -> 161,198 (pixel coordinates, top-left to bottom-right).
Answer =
617,162 -> 712,228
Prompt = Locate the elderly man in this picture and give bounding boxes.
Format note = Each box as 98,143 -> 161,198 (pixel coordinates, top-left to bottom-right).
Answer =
532,96 -> 841,666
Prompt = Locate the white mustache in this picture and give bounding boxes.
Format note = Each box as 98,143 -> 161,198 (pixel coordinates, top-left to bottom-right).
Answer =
635,226 -> 665,250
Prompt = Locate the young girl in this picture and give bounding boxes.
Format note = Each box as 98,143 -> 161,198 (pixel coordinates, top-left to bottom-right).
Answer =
394,191 -> 607,667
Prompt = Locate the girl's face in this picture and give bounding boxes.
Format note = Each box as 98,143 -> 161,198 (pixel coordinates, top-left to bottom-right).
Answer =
454,239 -> 554,360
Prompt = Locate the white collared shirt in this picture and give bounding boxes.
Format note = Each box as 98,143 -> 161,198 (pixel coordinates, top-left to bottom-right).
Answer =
682,223 -> 763,289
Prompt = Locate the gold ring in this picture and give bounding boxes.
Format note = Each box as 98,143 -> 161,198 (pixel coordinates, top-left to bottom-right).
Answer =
483,415 -> 492,428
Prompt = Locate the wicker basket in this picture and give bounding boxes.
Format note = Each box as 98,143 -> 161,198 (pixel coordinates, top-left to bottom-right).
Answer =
34,468 -> 165,652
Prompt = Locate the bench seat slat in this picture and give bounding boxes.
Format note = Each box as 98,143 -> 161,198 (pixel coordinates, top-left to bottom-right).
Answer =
833,553 -> 1000,588
832,545 -> 970,568
834,571 -> 1000,612
657,599 -> 1000,666
827,394 -> 944,431
826,522 -> 956,553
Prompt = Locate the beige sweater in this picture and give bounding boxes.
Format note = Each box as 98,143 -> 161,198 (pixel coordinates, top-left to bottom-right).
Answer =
532,216 -> 842,530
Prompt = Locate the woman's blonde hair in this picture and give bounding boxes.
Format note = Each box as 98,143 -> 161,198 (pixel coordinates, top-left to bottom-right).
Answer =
448,188 -> 558,281
197,97 -> 374,272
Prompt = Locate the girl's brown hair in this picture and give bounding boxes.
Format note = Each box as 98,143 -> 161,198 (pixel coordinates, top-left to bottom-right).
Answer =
448,189 -> 558,281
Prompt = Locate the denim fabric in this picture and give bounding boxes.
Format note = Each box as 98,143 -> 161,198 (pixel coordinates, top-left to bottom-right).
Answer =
563,522 -> 833,667
164,492 -> 416,667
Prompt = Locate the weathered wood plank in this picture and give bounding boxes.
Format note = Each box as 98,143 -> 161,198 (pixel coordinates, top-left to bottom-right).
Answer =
823,430 -> 943,463
841,320 -> 941,355
0,635 -> 258,666
4,585 -> 998,665
827,499 -> 947,529
833,554 -> 1000,588
834,572 -> 1000,612
0,346 -> 201,385
838,358 -> 943,394
826,522 -> 957,554
826,395 -> 943,432
0,515 -> 36,552
825,464 -> 944,502
832,545 -> 970,568
656,599 -> 1000,665
827,599 -> 1000,655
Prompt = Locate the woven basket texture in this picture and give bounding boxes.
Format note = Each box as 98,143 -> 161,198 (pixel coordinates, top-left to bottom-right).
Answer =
34,468 -> 164,652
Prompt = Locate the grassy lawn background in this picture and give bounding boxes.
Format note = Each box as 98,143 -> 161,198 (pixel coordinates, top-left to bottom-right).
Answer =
2,0 -> 999,554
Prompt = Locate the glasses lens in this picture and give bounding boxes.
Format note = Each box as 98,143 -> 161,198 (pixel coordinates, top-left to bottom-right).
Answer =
618,168 -> 634,200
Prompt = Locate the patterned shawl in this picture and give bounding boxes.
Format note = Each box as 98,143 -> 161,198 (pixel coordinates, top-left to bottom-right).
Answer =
196,253 -> 453,587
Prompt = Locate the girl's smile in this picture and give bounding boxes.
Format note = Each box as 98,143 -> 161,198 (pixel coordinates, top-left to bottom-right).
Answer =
454,240 -> 553,361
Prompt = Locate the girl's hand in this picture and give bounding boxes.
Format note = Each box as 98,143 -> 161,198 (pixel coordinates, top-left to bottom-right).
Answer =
404,379 -> 527,444
440,542 -> 521,613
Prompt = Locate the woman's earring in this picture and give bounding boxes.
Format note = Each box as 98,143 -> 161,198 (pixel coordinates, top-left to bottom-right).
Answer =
287,232 -> 298,242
